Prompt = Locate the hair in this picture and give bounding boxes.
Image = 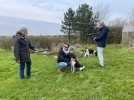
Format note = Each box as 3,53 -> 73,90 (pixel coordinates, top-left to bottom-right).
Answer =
63,42 -> 70,47
16,31 -> 23,35
17,27 -> 28,36
99,21 -> 105,26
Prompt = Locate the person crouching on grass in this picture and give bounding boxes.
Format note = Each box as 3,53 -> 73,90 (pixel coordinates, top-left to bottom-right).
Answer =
57,42 -> 85,72
14,27 -> 35,80
57,43 -> 71,72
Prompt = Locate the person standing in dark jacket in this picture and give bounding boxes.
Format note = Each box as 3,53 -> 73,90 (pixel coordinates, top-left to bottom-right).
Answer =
57,43 -> 71,72
94,22 -> 109,67
14,28 -> 35,79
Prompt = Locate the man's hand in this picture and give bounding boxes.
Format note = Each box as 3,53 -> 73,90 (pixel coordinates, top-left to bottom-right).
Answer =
93,37 -> 96,41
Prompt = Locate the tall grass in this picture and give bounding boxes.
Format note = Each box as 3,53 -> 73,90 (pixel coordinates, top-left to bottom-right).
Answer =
0,45 -> 134,99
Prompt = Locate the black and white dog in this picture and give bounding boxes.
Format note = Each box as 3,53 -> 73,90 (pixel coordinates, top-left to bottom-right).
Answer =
81,49 -> 97,57
69,53 -> 85,73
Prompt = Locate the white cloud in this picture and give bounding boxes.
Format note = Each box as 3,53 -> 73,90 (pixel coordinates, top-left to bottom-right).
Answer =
0,0 -> 65,23
0,0 -> 102,23
0,0 -> 134,23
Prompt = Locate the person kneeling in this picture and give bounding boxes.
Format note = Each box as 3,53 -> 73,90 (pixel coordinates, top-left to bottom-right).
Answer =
57,43 -> 71,72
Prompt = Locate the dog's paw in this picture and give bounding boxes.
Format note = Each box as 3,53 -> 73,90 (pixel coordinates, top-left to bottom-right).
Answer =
79,66 -> 85,71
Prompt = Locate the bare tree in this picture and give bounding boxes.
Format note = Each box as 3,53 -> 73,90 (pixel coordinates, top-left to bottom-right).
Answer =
95,2 -> 110,22
108,18 -> 126,27
128,7 -> 134,23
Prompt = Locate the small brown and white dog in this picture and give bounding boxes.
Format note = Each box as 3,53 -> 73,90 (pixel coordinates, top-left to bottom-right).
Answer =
69,53 -> 85,72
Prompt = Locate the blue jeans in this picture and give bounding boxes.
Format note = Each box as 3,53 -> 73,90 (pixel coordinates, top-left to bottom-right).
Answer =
20,62 -> 31,79
58,62 -> 68,70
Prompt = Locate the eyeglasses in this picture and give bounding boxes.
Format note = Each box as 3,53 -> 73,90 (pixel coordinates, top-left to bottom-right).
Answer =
64,46 -> 68,48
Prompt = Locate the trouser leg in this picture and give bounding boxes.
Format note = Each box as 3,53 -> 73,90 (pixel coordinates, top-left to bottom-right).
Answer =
20,63 -> 25,79
26,62 -> 31,79
97,47 -> 104,66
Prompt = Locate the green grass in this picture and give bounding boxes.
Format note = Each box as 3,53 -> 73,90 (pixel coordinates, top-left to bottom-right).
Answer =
0,45 -> 134,100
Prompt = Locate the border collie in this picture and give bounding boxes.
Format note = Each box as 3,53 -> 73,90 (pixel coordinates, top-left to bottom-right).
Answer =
82,49 -> 97,57
69,53 -> 85,72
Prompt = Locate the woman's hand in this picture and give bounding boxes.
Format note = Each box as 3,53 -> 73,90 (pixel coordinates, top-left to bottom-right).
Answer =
16,60 -> 20,64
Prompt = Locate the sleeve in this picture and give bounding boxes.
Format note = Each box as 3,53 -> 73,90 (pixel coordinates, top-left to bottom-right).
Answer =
57,48 -> 65,62
95,28 -> 108,41
28,41 -> 35,51
14,40 -> 20,60
58,50 -> 63,61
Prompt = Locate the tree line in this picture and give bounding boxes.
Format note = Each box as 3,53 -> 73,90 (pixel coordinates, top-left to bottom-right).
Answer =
61,3 -> 99,43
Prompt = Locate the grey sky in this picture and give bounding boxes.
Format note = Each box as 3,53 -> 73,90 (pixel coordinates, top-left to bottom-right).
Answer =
0,0 -> 134,36
0,0 -> 134,23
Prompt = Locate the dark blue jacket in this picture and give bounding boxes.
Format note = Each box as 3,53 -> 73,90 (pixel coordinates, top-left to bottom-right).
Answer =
57,48 -> 71,65
95,25 -> 109,48
14,37 -> 34,63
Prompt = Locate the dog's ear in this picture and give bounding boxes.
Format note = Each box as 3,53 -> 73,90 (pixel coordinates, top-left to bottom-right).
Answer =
70,53 -> 76,59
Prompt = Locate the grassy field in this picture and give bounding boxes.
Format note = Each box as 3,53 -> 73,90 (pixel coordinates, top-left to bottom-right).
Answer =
0,45 -> 134,100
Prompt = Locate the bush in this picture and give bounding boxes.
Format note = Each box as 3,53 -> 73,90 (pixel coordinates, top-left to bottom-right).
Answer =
0,37 -> 13,50
108,26 -> 122,44
29,36 -> 67,51
0,27 -> 123,51
0,36 -> 68,50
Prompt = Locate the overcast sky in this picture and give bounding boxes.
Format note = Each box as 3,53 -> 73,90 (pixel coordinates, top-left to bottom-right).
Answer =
0,0 -> 134,23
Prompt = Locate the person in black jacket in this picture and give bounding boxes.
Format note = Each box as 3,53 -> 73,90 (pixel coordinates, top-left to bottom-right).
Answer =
57,43 -> 71,72
94,22 -> 109,67
14,28 -> 35,79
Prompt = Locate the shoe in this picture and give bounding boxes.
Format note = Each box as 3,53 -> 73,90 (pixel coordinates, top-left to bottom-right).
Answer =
99,64 -> 105,68
20,78 -> 24,80
58,69 -> 64,73
27,77 -> 31,80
